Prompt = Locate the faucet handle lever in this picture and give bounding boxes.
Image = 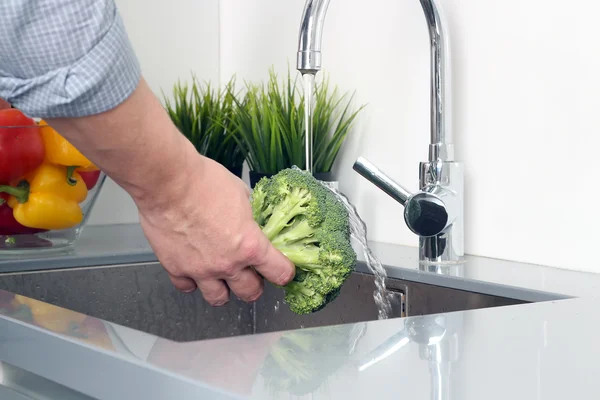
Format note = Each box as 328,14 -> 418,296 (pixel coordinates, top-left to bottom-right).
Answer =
353,157 -> 450,238
353,157 -> 412,205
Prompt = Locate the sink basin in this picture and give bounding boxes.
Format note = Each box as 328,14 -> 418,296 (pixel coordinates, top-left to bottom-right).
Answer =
0,262 -> 530,342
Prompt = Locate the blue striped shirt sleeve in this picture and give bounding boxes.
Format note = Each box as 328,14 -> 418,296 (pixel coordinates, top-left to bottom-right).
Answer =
0,0 -> 142,118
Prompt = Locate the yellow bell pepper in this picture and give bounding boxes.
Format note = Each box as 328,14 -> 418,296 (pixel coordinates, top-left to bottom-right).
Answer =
13,295 -> 87,333
38,120 -> 98,171
78,317 -> 116,350
0,163 -> 88,230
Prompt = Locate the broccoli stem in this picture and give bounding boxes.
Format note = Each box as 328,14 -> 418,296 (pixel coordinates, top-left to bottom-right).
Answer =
271,218 -> 315,247
284,280 -> 315,296
262,189 -> 311,240
276,243 -> 321,271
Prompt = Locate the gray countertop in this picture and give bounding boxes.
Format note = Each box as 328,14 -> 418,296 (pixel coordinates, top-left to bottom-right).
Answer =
0,224 -> 599,399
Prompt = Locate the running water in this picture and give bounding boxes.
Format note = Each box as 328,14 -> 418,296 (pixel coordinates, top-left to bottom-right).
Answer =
325,186 -> 393,319
302,73 -> 315,173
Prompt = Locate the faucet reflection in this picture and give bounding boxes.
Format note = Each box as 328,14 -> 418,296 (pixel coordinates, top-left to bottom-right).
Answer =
296,0 -> 465,272
358,312 -> 463,400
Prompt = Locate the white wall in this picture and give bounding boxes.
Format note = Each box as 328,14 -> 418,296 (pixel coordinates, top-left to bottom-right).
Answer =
87,0 -> 221,225
90,0 -> 600,274
220,0 -> 600,274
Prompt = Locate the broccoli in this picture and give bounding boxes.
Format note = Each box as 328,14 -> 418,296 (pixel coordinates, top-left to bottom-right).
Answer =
250,168 -> 357,314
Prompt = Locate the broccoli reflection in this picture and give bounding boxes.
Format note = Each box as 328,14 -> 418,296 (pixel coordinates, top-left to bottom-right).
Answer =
260,323 -> 366,396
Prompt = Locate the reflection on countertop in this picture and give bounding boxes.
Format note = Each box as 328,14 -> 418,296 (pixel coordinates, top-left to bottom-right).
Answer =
4,295 -> 592,399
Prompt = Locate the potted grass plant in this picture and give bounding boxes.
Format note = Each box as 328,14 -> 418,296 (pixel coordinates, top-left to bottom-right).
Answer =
310,73 -> 366,183
163,75 -> 245,178
230,67 -> 365,188
229,69 -> 302,187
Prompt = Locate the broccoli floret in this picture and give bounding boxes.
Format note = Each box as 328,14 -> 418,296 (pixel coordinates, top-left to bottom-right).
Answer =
250,168 -> 357,314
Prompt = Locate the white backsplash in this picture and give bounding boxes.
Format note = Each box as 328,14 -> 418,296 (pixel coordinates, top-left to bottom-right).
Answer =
91,0 -> 599,274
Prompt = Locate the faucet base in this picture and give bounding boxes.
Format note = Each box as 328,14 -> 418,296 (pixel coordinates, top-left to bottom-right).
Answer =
418,251 -> 466,278
419,160 -> 464,268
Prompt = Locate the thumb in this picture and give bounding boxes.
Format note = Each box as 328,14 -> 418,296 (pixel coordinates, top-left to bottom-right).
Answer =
247,224 -> 295,287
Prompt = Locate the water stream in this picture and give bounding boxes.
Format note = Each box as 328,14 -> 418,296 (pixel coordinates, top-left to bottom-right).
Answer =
303,73 -> 315,173
326,186 -> 393,319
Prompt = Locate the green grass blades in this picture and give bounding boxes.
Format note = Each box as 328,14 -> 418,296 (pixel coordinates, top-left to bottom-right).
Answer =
229,68 -> 303,174
229,81 -> 285,174
311,74 -> 367,173
163,75 -> 245,173
229,67 -> 366,175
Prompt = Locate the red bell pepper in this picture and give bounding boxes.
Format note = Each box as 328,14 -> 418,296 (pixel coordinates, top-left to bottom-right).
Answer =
0,109 -> 45,184
0,193 -> 47,235
77,169 -> 101,190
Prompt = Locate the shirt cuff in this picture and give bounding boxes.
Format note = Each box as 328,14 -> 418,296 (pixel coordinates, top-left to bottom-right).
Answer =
2,11 -> 141,119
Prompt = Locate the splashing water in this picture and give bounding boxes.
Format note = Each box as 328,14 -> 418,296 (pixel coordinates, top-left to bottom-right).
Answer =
325,186 -> 393,319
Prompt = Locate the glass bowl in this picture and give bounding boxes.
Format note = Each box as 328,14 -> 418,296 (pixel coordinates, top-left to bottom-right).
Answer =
0,123 -> 106,253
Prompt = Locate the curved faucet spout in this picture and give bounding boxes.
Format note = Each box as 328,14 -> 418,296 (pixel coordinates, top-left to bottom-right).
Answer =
419,0 -> 453,161
296,0 -> 464,267
297,0 -> 332,74
296,0 -> 453,161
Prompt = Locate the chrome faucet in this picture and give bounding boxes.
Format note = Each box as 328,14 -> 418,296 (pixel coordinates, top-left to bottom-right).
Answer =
297,0 -> 464,268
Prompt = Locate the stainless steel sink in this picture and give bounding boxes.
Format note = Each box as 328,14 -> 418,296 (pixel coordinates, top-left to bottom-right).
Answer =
0,262 -> 528,342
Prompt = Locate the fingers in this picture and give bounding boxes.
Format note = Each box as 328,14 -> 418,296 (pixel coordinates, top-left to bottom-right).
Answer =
169,275 -> 197,293
197,278 -> 230,306
225,267 -> 264,302
247,226 -> 296,287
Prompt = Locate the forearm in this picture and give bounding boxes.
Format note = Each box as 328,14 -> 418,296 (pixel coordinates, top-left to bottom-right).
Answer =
46,79 -> 200,210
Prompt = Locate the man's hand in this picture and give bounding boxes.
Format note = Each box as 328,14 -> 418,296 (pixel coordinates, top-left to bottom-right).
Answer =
138,155 -> 295,305
46,79 -> 295,305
